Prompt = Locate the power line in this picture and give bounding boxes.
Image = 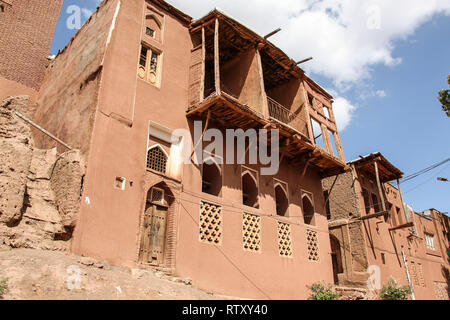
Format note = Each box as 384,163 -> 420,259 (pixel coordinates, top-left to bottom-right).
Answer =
405,164 -> 450,194
401,157 -> 450,183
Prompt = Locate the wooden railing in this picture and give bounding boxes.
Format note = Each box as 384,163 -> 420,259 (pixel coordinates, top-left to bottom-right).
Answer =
267,97 -> 309,137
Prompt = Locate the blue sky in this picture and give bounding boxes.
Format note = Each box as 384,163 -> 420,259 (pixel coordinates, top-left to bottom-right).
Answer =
50,1 -> 450,213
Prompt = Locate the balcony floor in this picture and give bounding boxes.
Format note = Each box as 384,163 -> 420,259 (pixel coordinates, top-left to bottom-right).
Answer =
187,92 -> 349,177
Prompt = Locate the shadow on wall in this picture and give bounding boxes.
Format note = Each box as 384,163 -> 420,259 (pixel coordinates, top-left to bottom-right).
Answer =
442,265 -> 450,299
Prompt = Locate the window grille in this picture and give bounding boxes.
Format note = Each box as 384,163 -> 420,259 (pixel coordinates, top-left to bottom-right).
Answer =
147,146 -> 167,174
242,213 -> 261,252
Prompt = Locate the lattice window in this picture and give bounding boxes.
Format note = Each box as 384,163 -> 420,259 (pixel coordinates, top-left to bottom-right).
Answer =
199,201 -> 222,245
306,229 -> 320,262
242,213 -> 261,252
277,222 -> 293,257
147,146 -> 167,174
434,282 -> 449,300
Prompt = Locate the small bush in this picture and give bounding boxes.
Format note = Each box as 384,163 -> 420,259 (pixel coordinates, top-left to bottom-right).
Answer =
379,278 -> 411,300
308,281 -> 341,300
0,278 -> 8,298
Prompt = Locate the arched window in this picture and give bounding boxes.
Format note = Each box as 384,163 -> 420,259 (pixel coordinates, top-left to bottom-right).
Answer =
242,170 -> 259,208
302,193 -> 315,225
275,183 -> 289,217
147,145 -> 168,174
202,158 -> 222,197
145,14 -> 162,42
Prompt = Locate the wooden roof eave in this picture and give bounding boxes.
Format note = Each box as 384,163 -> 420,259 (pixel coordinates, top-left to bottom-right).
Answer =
190,10 -> 305,81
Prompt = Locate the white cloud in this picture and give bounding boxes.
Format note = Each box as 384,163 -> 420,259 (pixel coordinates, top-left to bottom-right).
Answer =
359,89 -> 387,100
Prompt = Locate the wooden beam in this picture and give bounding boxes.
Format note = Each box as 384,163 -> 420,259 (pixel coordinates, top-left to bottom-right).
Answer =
301,157 -> 312,178
374,160 -> 387,212
214,19 -> 221,95
200,27 -> 206,103
389,222 -> 415,232
256,48 -> 269,120
359,211 -> 389,221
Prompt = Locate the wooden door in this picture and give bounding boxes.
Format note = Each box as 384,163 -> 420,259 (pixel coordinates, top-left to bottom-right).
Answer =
139,204 -> 167,265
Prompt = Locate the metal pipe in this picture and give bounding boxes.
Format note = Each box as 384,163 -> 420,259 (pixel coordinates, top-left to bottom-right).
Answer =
15,111 -> 72,151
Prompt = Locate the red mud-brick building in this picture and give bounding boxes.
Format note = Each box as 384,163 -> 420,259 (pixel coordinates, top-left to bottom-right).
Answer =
323,153 -> 450,300
2,0 -> 448,300
0,0 -> 62,103
30,0 -> 349,299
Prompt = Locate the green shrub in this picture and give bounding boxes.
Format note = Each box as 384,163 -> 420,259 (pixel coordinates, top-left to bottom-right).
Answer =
308,281 -> 341,300
0,278 -> 8,298
379,278 -> 411,300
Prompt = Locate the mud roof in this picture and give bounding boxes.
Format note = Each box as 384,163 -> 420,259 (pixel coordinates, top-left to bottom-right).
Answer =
190,9 -> 333,99
349,152 -> 404,182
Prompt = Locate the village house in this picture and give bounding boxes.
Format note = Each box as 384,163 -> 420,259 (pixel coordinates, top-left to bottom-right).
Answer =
323,153 -> 450,300
1,0 -> 448,300
28,0 -> 350,299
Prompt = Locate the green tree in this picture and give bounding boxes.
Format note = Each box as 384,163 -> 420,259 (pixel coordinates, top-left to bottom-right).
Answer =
438,74 -> 450,117
0,278 -> 8,299
307,281 -> 341,300
379,277 -> 411,300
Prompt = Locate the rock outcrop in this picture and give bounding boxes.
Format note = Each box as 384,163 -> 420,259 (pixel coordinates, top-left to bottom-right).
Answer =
0,96 -> 85,251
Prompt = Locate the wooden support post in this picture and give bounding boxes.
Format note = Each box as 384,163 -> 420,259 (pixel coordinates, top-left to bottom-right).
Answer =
396,178 -> 409,224
321,123 -> 333,155
374,160 -> 387,213
301,82 -> 314,142
200,27 -> 206,103
214,19 -> 221,95
333,131 -> 346,162
256,48 -> 269,120
301,157 -> 311,178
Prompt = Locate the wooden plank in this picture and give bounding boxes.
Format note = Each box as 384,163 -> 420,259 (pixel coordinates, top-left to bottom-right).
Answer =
359,211 -> 389,221
214,19 -> 221,95
389,222 -> 415,232
256,48 -> 269,120
374,160 -> 387,212
200,27 -> 206,103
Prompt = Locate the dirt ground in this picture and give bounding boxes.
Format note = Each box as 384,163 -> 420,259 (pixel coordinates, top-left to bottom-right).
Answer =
0,246 -> 224,300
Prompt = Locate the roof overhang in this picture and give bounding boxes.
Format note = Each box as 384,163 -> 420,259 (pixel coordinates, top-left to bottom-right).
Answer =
349,152 -> 403,182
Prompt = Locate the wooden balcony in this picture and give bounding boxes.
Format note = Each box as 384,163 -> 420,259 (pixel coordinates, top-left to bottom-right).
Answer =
267,97 -> 309,139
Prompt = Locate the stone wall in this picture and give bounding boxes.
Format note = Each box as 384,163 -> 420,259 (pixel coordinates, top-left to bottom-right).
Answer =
0,96 -> 85,250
